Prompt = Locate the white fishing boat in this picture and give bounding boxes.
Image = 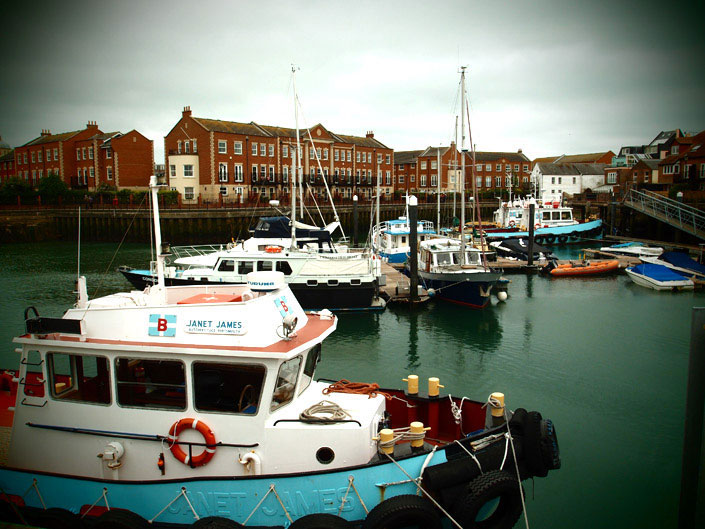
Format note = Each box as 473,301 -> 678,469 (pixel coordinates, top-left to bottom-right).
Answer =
625,263 -> 694,291
0,176 -> 560,529
372,197 -> 436,264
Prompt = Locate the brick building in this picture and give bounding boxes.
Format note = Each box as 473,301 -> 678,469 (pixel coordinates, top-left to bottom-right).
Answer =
9,123 -> 153,190
165,107 -> 393,203
394,146 -> 531,196
659,130 -> 705,190
0,149 -> 15,183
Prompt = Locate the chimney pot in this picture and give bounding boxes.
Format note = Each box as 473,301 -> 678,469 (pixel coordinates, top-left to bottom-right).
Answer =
366,131 -> 374,139
183,106 -> 192,117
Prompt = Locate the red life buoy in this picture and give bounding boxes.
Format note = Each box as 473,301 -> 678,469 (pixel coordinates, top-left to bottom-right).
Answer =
508,220 -> 516,228
167,418 -> 216,467
534,223 -> 541,230
265,246 -> 282,253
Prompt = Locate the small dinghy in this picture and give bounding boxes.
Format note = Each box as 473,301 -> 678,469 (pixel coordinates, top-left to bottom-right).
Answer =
541,259 -> 620,277
625,263 -> 695,291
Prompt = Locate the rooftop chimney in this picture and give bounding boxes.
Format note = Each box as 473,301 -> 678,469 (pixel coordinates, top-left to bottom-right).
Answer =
40,129 -> 51,136
183,106 -> 192,117
366,131 -> 374,139
86,121 -> 98,129
518,148 -> 523,153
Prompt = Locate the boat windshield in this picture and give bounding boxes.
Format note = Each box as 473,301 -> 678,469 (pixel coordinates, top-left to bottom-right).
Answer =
437,252 -> 453,265
271,356 -> 301,411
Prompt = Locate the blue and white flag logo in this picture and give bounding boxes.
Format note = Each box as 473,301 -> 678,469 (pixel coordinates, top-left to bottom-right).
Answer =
274,296 -> 290,318
149,314 -> 177,337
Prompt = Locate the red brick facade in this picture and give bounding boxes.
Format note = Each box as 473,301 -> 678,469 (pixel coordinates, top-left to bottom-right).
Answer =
165,107 -> 393,202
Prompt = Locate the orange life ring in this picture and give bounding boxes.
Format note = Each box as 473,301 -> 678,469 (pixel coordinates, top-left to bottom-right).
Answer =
534,223 -> 541,230
265,246 -> 282,253
508,220 -> 516,227
167,418 -> 216,467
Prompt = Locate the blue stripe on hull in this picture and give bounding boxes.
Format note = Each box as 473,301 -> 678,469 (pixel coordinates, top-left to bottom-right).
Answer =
423,278 -> 493,308
379,251 -> 408,264
0,451 -> 447,526
486,219 -> 603,242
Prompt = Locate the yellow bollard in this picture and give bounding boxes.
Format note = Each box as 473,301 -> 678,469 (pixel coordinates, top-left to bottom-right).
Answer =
490,392 -> 505,417
428,377 -> 444,397
410,421 -> 430,448
379,428 -> 394,454
403,375 -> 419,395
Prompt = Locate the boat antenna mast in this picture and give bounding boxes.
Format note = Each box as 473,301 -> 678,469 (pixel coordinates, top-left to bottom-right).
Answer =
459,66 -> 467,256
291,64 -> 300,251
149,174 -> 167,302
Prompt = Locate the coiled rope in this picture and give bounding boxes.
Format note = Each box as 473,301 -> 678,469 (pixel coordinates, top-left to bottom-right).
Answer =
300,400 -> 350,423
323,379 -> 391,400
376,427 -> 427,451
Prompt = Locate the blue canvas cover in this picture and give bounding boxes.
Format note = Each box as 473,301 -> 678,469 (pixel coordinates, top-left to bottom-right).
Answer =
659,251 -> 705,276
630,263 -> 689,282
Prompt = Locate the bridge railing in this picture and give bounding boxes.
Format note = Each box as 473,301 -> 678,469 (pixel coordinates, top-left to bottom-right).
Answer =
624,188 -> 705,237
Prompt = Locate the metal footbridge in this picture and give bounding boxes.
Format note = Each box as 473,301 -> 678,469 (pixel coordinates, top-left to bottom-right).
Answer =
623,189 -> 705,240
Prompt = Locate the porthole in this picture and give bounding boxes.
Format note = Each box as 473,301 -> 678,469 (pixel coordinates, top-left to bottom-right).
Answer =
316,447 -> 335,465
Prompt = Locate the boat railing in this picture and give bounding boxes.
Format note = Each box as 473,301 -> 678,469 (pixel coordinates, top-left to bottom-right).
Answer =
623,188 -> 705,239
171,244 -> 231,260
375,220 -> 435,233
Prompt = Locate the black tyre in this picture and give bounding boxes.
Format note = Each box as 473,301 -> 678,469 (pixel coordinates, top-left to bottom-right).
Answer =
540,419 -> 561,472
508,407 -> 528,436
35,507 -> 86,529
0,500 -> 26,524
290,513 -> 349,528
524,411 -> 548,477
452,470 -> 523,529
192,516 -> 244,528
363,494 -> 441,529
95,509 -> 150,529
558,235 -> 568,244
534,236 -> 544,245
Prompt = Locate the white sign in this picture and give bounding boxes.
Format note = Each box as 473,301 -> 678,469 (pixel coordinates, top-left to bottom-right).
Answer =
184,318 -> 247,335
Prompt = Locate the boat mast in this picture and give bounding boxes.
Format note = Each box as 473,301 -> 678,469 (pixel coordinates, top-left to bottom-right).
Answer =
291,64 -> 300,250
460,67 -> 466,256
453,116 -> 458,219
149,175 -> 167,302
375,155 -> 380,248
437,144 -> 441,231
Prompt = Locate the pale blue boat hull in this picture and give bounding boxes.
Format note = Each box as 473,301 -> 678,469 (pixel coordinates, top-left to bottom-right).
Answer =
485,219 -> 603,243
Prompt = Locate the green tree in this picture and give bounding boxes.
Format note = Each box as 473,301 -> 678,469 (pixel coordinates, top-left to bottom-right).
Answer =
0,177 -> 35,205
37,173 -> 69,204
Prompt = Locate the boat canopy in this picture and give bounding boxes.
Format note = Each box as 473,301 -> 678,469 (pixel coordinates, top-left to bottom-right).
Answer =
659,251 -> 705,276
252,216 -> 334,242
631,263 -> 689,281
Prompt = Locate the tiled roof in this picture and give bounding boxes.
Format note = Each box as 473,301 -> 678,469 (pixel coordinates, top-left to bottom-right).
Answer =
473,151 -> 530,163
419,146 -> 450,158
334,133 -> 389,150
193,118 -> 270,137
533,156 -> 560,164
23,130 -> 82,146
394,150 -> 423,164
556,152 -> 613,163
537,162 -> 607,175
0,149 -> 14,162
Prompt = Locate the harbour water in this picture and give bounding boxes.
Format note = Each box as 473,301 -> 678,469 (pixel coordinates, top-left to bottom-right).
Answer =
0,241 -> 702,528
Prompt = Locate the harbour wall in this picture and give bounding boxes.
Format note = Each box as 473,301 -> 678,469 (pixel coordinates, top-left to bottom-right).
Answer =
0,201 -> 683,245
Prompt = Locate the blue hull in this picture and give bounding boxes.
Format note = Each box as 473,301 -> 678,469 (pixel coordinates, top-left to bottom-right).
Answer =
0,450 -> 447,527
422,276 -> 495,308
485,219 -> 603,244
379,251 -> 408,264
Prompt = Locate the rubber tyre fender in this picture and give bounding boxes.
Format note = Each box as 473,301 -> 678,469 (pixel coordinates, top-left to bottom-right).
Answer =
289,513 -> 350,528
452,469 -> 523,529
35,507 -> 87,529
524,411 -> 548,478
95,509 -> 150,529
557,235 -> 568,244
544,235 -> 555,245
508,407 -> 528,436
0,500 -> 26,524
539,418 -> 561,471
362,494 -> 441,529
534,236 -> 544,245
191,516 -> 244,528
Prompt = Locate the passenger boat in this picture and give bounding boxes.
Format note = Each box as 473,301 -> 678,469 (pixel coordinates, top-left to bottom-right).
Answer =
0,176 -> 560,529
625,262 -> 695,291
372,198 -> 436,264
541,259 -> 620,277
487,194 -> 602,244
598,241 -> 663,258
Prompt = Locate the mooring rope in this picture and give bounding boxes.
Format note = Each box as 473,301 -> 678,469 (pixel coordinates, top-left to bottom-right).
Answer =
300,400 -> 350,422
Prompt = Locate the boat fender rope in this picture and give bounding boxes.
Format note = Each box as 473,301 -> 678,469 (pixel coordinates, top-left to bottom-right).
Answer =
243,484 -> 293,526
453,439 -> 483,474
416,446 -> 437,495
22,478 -> 46,510
503,408 -> 531,529
338,475 -> 369,516
80,487 -> 109,519
382,451 -> 464,529
150,487 -> 199,523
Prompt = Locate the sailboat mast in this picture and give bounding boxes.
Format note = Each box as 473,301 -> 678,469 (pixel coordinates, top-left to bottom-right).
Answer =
460,67 -> 466,255
437,145 -> 441,231
291,65 -> 300,250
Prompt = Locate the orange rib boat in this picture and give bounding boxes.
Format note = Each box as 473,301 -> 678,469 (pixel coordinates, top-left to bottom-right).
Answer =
547,259 -> 620,277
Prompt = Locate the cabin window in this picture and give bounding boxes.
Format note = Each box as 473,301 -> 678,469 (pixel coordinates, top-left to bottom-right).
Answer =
276,261 -> 293,275
436,253 -> 452,265
218,260 -> 235,272
193,362 -> 265,414
257,260 -> 273,271
552,211 -> 561,220
466,252 -> 480,265
271,356 -> 302,411
299,344 -> 321,396
401,236 -> 407,244
22,350 -> 45,398
561,211 -> 571,220
115,358 -> 185,410
238,261 -> 254,274
542,211 -> 551,221
48,352 -> 110,405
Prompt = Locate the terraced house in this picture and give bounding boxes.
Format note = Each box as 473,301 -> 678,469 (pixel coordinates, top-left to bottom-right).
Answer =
164,107 -> 393,203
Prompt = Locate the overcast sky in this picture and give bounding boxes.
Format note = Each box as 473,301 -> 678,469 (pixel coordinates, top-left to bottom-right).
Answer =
1,0 -> 703,163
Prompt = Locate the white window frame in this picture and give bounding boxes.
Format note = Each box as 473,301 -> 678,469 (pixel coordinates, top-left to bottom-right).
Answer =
218,162 -> 228,182
184,165 -> 194,178
218,140 -> 226,154
107,167 -> 113,180
184,187 -> 194,200
269,144 -> 274,157
260,144 -> 266,156
252,143 -> 258,156
234,141 -> 242,155
234,164 -> 243,182
170,165 -> 176,177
